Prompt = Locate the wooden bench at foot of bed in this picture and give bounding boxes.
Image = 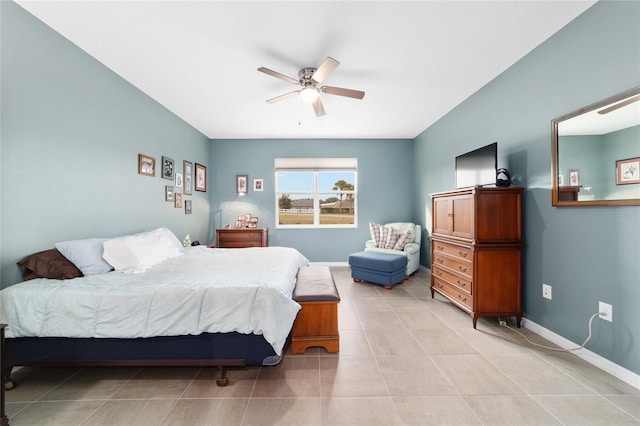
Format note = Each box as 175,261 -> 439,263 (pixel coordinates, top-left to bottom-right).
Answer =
291,265 -> 340,354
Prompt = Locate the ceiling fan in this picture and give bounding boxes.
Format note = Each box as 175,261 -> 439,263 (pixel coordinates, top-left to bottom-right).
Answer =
258,56 -> 365,117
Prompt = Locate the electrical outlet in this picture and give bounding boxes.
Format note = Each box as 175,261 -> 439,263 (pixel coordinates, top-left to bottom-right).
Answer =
599,302 -> 612,322
542,283 -> 552,300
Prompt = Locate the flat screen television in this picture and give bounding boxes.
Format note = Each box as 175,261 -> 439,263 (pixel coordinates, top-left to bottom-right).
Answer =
455,142 -> 497,188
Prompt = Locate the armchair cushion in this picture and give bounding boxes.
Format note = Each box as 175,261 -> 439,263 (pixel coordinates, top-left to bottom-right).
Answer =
368,222 -> 417,251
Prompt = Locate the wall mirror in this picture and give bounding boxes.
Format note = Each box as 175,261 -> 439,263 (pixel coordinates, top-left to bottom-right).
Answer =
552,86 -> 640,206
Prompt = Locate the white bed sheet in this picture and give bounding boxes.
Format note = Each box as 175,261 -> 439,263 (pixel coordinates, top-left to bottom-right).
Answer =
0,246 -> 309,355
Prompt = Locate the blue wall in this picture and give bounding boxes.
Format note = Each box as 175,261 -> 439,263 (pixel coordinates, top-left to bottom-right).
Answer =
209,139 -> 414,262
414,0 -> 640,374
1,1 -> 211,286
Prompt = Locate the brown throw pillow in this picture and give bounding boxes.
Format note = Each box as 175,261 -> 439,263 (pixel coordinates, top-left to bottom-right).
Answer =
17,248 -> 83,281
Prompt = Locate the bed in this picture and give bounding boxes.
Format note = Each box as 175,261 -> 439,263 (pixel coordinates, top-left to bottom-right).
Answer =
0,228 -> 309,387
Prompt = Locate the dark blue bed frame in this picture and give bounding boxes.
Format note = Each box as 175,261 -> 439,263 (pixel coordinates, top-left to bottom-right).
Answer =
3,332 -> 281,389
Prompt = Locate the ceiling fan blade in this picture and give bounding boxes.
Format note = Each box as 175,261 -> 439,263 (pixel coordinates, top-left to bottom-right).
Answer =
312,97 -> 326,117
266,90 -> 300,103
321,86 -> 365,100
311,57 -> 340,84
258,67 -> 300,85
598,94 -> 640,114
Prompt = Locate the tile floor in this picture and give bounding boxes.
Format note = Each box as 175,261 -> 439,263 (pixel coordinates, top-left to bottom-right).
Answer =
5,267 -> 640,425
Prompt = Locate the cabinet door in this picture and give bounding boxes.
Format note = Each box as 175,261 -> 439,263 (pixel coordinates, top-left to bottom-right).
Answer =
451,195 -> 474,240
433,197 -> 453,235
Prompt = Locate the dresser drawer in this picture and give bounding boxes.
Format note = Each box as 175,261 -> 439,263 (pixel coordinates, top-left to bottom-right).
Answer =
432,277 -> 472,309
432,252 -> 473,278
433,240 -> 472,261
432,265 -> 472,295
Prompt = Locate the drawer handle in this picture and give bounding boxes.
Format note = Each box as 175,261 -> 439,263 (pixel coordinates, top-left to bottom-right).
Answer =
437,245 -> 444,251
457,280 -> 466,287
458,295 -> 467,303
448,213 -> 454,217
435,270 -> 442,277
437,258 -> 444,264
459,251 -> 468,258
458,266 -> 467,273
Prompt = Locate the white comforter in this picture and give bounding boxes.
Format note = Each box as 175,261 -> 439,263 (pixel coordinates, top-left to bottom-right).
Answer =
0,246 -> 309,355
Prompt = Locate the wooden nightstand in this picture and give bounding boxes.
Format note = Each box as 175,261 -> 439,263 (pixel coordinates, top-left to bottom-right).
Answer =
216,228 -> 268,248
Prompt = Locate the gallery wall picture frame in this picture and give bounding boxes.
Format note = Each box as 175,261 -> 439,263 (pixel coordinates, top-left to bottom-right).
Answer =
568,169 -> 580,186
253,178 -> 264,192
162,156 -> 175,180
138,154 -> 156,177
175,173 -> 183,188
183,161 -> 193,195
185,199 -> 192,214
195,163 -> 207,192
174,193 -> 183,208
165,185 -> 175,202
236,174 -> 248,195
616,157 -> 640,185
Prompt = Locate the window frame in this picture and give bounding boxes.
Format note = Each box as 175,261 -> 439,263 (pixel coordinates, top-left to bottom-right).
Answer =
275,158 -> 357,229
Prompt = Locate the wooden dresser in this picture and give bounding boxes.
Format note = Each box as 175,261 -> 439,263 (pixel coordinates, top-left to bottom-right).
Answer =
216,228 -> 268,248
430,187 -> 523,328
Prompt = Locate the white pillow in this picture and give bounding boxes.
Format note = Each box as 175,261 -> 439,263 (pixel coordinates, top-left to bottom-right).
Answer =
103,228 -> 182,274
55,237 -> 113,276
158,227 -> 184,252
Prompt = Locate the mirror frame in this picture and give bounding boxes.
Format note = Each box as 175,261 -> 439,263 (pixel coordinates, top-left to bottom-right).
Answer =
551,86 -> 640,207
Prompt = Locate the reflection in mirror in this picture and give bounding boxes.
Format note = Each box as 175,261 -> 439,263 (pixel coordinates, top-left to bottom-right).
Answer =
552,86 -> 640,206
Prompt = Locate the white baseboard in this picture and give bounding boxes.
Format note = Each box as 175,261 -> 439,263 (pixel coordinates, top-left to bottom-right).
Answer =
309,261 -> 349,266
523,318 -> 640,390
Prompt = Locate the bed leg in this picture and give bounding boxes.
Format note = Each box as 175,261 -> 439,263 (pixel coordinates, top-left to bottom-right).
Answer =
215,366 -> 229,387
3,367 -> 14,391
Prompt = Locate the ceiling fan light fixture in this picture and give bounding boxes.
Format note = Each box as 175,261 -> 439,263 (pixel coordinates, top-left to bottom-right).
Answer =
300,86 -> 319,103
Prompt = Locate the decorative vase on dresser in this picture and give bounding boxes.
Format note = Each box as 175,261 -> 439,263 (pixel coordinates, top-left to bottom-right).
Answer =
430,186 -> 524,328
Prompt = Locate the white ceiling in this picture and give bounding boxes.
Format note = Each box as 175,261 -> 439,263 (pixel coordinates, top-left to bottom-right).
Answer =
15,0 -> 596,140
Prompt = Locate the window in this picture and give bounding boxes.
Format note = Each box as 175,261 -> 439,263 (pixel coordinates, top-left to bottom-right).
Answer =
275,158 -> 357,228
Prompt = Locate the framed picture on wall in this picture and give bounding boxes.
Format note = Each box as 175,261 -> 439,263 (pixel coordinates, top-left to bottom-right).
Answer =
174,193 -> 183,208
183,161 -> 193,195
185,199 -> 192,214
616,157 -> 640,185
568,169 -> 580,186
195,163 -> 207,192
165,185 -> 174,202
162,156 -> 175,180
253,178 -> 263,192
175,173 -> 183,188
138,154 -> 156,177
236,175 -> 248,195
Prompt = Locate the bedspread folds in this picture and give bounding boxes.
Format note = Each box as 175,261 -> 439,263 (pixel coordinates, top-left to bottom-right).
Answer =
0,246 -> 309,356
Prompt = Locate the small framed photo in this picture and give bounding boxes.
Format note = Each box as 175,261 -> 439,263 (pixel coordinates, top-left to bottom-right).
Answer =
183,161 -> 193,195
165,185 -> 174,202
244,214 -> 251,222
253,178 -> 264,192
236,175 -> 248,195
568,169 -> 580,186
195,163 -> 207,192
250,217 -> 259,223
175,173 -> 183,188
162,156 -> 175,180
248,222 -> 258,228
185,199 -> 192,215
174,193 -> 183,208
138,154 -> 156,177
234,220 -> 242,228
616,157 -> 640,185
